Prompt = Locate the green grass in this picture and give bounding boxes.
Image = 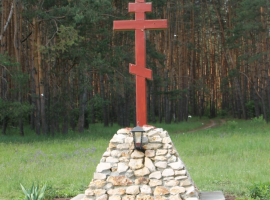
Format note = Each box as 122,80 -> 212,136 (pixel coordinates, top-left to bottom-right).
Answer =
170,118 -> 270,197
0,117 -> 269,199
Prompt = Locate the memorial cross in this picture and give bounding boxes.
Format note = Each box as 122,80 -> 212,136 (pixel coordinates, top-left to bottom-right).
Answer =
113,0 -> 167,126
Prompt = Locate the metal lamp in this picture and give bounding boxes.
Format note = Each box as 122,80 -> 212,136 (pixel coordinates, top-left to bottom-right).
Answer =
131,124 -> 145,151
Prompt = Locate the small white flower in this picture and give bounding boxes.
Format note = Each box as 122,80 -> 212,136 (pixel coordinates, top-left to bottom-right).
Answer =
41,93 -> 44,96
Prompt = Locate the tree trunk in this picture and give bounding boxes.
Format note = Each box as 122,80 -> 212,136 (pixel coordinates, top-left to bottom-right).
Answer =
100,73 -> 109,127
78,69 -> 87,132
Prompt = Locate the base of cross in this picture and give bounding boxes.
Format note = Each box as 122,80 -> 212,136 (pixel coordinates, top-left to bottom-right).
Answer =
71,191 -> 225,200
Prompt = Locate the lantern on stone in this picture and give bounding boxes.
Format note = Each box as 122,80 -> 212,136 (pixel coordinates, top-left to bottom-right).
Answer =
131,124 -> 145,151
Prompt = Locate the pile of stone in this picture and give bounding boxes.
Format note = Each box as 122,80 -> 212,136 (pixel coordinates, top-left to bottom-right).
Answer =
83,126 -> 200,200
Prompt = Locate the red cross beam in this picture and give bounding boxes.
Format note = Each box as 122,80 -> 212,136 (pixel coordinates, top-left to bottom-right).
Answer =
113,0 -> 167,126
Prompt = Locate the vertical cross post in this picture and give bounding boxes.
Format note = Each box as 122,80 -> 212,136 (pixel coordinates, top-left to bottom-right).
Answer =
113,0 -> 167,126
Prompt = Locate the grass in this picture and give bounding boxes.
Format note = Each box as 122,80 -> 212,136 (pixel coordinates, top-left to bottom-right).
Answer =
170,118 -> 270,197
0,117 -> 269,199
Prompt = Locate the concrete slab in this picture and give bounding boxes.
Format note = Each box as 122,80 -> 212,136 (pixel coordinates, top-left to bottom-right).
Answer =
200,191 -> 225,200
70,194 -> 84,200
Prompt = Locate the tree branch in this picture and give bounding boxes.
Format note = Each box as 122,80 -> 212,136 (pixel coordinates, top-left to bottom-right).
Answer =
0,3 -> 14,41
21,32 -> 32,43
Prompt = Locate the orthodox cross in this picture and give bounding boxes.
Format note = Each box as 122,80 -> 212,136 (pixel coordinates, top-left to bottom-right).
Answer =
113,0 -> 167,126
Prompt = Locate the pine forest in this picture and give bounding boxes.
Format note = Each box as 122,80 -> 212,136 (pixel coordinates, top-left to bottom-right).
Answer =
1,0 -> 270,136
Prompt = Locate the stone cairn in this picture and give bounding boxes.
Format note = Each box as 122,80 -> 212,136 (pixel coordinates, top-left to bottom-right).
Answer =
83,126 -> 200,200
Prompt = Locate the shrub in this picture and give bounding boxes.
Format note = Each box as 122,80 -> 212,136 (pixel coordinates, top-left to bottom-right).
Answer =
226,120 -> 238,130
249,182 -> 270,200
251,115 -> 266,125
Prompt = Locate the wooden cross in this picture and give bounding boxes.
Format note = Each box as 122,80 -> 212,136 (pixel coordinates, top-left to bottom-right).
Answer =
113,0 -> 167,126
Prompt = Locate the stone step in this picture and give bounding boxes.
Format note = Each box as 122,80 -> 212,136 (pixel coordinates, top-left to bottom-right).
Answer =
70,194 -> 84,200
200,191 -> 225,200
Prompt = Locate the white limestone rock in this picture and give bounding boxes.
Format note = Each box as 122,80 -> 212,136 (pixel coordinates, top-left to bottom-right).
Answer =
144,157 -> 156,172
143,143 -> 163,150
107,176 -> 133,186
96,194 -> 108,200
145,150 -> 155,157
89,180 -> 106,189
163,177 -> 174,181
140,185 -> 152,194
109,196 -> 121,200
147,130 -> 160,137
85,188 -> 94,196
129,159 -> 144,170
111,150 -> 121,158
154,156 -> 167,161
135,177 -> 150,185
103,151 -> 110,157
110,171 -> 120,176
168,155 -> 177,163
143,126 -> 155,132
126,186 -> 140,195
131,150 -> 145,158
156,149 -> 167,156
175,176 -> 187,180
109,143 -> 117,149
164,180 -> 179,187
117,128 -> 130,135
163,144 -> 172,149
94,173 -> 107,180
162,168 -> 174,177
117,162 -> 129,173
149,136 -> 162,143
119,157 -> 129,162
168,160 -> 184,170
169,194 -> 182,200
155,128 -> 164,133
149,171 -> 162,179
165,153 -> 171,158
104,183 -> 113,190
117,143 -> 130,150
107,188 -> 126,195
162,137 -> 172,144
155,161 -> 167,169
120,150 -> 131,158
136,194 -> 154,200
170,186 -> 185,195
110,134 -> 126,143
125,137 -> 134,145
185,186 -> 196,195
134,167 -> 150,177
106,157 -> 119,163
125,170 -> 134,178
122,195 -> 135,200
155,196 -> 167,200
160,131 -> 168,138
149,179 -> 162,187
180,179 -> 192,187
154,186 -> 170,196
175,170 -> 187,176
94,189 -> 106,196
